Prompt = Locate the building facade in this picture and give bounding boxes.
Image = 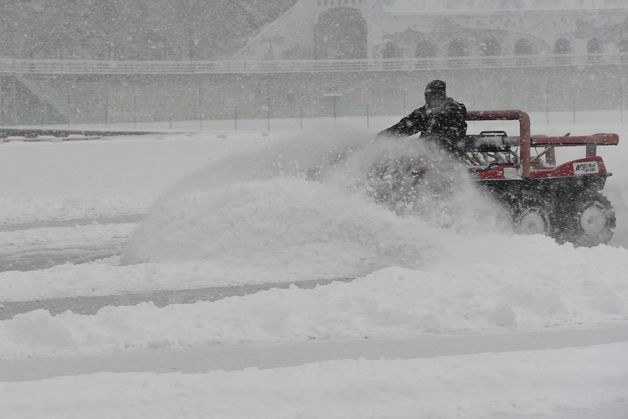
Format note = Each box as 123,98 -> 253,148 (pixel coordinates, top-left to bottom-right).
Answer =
234,0 -> 628,60
3,0 -> 628,125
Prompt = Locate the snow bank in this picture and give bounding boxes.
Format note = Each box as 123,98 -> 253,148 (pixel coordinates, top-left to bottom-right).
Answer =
3,343 -> 628,419
0,260 -> 357,303
2,257 -> 627,358
2,227 -> 627,303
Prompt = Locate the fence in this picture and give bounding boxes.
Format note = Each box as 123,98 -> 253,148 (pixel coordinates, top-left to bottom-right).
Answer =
1,54 -> 628,75
2,55 -> 627,127
32,100 -> 627,133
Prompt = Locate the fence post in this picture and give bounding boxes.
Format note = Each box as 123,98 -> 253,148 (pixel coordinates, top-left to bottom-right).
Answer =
0,77 -> 3,126
198,81 -> 203,131
67,91 -> 71,130
620,79 -> 625,123
299,107 -> 303,130
133,89 -> 137,129
234,107 -> 238,131
104,82 -> 109,127
366,104 -> 370,129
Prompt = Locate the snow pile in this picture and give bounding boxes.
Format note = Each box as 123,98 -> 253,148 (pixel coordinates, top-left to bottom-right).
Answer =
2,256 -> 627,358
0,259 -> 357,303
1,224 -> 627,303
3,343 -> 628,419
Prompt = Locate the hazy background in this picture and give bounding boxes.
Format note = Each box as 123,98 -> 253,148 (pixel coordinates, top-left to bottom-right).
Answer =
0,0 -> 295,60
0,0 -> 626,128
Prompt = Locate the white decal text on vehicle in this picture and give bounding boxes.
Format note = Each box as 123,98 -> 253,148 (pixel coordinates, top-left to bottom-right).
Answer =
573,161 -> 599,175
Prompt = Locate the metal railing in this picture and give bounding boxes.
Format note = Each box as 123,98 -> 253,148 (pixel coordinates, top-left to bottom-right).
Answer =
1,54 -> 627,75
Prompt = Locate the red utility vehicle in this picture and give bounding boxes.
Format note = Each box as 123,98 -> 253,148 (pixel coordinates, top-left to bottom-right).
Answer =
463,110 -> 618,246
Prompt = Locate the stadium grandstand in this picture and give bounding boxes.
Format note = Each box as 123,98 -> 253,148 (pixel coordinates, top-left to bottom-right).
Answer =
1,0 -> 627,125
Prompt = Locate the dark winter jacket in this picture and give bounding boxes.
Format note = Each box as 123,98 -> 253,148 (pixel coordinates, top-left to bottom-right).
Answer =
380,98 -> 468,150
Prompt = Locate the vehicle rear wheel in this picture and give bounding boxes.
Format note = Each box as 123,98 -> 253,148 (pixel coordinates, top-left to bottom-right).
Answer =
565,193 -> 615,247
513,196 -> 551,236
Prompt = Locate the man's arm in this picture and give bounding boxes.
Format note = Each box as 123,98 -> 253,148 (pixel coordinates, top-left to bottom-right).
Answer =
378,108 -> 427,137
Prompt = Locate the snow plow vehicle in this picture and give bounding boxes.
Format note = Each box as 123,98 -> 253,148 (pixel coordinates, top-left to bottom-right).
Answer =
461,110 -> 618,247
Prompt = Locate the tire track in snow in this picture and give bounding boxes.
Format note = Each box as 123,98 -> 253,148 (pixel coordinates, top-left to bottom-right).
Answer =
0,277 -> 354,320
0,244 -> 124,272
0,213 -> 144,233
2,325 -> 627,382
0,216 -> 141,272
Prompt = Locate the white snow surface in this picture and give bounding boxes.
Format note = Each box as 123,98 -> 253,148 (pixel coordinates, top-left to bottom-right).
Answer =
1,261 -> 627,359
3,343 -> 628,419
1,115 -> 628,418
0,134 -> 268,225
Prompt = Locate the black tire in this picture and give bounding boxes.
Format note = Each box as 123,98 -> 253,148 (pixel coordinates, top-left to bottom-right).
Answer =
561,193 -> 616,247
512,195 -> 552,236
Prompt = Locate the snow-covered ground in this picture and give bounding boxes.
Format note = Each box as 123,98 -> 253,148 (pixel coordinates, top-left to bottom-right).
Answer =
3,342 -> 628,419
1,113 -> 627,418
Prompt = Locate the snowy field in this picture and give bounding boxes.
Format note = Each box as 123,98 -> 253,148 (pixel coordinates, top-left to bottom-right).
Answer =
1,113 -> 628,418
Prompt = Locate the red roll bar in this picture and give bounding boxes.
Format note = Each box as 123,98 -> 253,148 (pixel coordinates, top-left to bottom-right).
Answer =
530,134 -> 619,146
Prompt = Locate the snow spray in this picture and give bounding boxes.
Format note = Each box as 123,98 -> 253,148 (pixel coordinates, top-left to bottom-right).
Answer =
121,131 -> 507,272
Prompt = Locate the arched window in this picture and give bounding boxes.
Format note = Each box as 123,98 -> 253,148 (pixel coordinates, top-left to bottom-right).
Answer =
554,38 -> 573,65
448,39 -> 468,57
382,42 -> 400,59
415,41 -> 437,58
587,38 -> 604,63
313,7 -> 368,59
480,38 -> 501,56
514,39 -> 537,55
554,38 -> 573,54
587,38 -> 603,54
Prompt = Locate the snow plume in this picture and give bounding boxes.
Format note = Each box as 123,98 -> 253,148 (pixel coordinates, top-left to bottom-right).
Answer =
122,132 -> 506,271
323,135 -> 508,232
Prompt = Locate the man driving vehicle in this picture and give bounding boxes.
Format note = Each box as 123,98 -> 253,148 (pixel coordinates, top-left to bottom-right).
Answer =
378,80 -> 468,155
